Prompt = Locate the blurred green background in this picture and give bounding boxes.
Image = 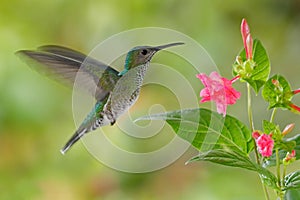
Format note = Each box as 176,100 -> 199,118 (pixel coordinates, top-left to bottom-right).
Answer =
1,0 -> 300,199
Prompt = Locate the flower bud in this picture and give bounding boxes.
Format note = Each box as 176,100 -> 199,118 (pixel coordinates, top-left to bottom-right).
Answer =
282,123 -> 295,136
271,79 -> 279,87
293,88 -> 300,95
252,131 -> 260,139
283,150 -> 296,165
290,103 -> 300,113
241,18 -> 253,60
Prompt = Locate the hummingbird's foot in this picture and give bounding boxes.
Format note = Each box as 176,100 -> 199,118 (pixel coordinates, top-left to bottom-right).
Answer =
110,120 -> 116,126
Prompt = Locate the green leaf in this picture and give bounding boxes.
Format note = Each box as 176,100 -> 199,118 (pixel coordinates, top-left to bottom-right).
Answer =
136,108 -> 279,189
136,108 -> 253,154
284,171 -> 300,190
262,74 -> 294,110
188,149 -> 278,189
285,189 -> 300,200
233,39 -> 270,93
258,168 -> 279,190
279,140 -> 297,152
188,149 -> 257,171
262,120 -> 286,145
263,134 -> 300,167
263,120 -> 280,135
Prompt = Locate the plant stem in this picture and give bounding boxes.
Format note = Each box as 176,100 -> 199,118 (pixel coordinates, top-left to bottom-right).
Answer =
283,165 -> 287,186
262,182 -> 270,200
282,165 -> 287,199
276,148 -> 284,199
247,84 -> 254,132
270,108 -> 277,123
247,84 -> 270,200
247,84 -> 260,163
270,109 -> 283,198
276,148 -> 281,188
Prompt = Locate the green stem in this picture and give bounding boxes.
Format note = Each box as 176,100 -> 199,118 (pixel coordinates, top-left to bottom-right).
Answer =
247,84 -> 260,163
282,165 -> 287,199
283,165 -> 287,186
262,183 -> 270,200
270,108 -> 277,123
276,148 -> 283,199
247,84 -> 254,132
276,149 -> 281,187
272,109 -> 282,199
247,84 -> 270,200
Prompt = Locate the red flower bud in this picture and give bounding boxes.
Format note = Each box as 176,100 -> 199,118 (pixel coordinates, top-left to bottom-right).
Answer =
290,103 -> 300,112
241,19 -> 253,60
272,79 -> 280,87
284,150 -> 296,162
252,131 -> 260,139
293,88 -> 300,95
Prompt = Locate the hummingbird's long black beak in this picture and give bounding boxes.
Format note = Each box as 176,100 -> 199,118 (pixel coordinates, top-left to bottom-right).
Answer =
152,42 -> 184,51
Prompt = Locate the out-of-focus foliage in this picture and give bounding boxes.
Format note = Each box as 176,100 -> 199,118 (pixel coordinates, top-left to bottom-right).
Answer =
1,0 -> 300,199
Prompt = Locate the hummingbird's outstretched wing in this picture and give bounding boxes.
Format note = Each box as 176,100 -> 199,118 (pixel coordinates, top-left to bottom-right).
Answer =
16,45 -> 120,100
60,96 -> 111,154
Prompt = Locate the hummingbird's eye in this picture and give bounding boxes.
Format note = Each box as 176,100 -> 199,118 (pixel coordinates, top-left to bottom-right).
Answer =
141,49 -> 148,55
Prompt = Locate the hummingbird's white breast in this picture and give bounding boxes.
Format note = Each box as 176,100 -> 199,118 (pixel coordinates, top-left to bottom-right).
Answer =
109,63 -> 149,120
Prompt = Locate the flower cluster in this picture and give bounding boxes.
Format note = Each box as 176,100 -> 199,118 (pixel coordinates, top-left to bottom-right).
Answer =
196,18 -> 298,164
252,123 -> 297,161
270,78 -> 300,113
196,19 -> 256,116
194,17 -> 299,199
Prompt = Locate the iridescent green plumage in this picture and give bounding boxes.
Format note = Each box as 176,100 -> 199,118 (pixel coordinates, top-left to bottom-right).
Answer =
16,42 -> 183,154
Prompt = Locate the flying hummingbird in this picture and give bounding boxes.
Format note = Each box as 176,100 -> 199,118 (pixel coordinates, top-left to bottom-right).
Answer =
16,42 -> 183,154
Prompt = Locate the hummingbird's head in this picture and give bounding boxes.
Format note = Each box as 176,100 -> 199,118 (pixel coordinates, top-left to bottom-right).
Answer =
120,42 -> 184,76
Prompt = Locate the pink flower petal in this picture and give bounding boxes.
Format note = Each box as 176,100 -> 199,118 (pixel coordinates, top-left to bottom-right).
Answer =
200,88 -> 211,102
291,150 -> 296,157
196,73 -> 209,87
216,102 -> 227,117
245,34 -> 253,59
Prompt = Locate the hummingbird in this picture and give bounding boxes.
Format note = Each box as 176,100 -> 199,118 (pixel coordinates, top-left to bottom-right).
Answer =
16,42 -> 183,154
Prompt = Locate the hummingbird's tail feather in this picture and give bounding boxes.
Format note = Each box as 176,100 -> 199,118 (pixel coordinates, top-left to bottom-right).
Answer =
60,129 -> 87,155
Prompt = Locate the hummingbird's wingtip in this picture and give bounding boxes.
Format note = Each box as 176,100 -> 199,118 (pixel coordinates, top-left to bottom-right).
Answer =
60,149 -> 66,155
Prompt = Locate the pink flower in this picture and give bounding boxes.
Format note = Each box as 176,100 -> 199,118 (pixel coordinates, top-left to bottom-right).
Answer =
196,71 -> 241,116
241,18 -> 253,60
253,133 -> 274,157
